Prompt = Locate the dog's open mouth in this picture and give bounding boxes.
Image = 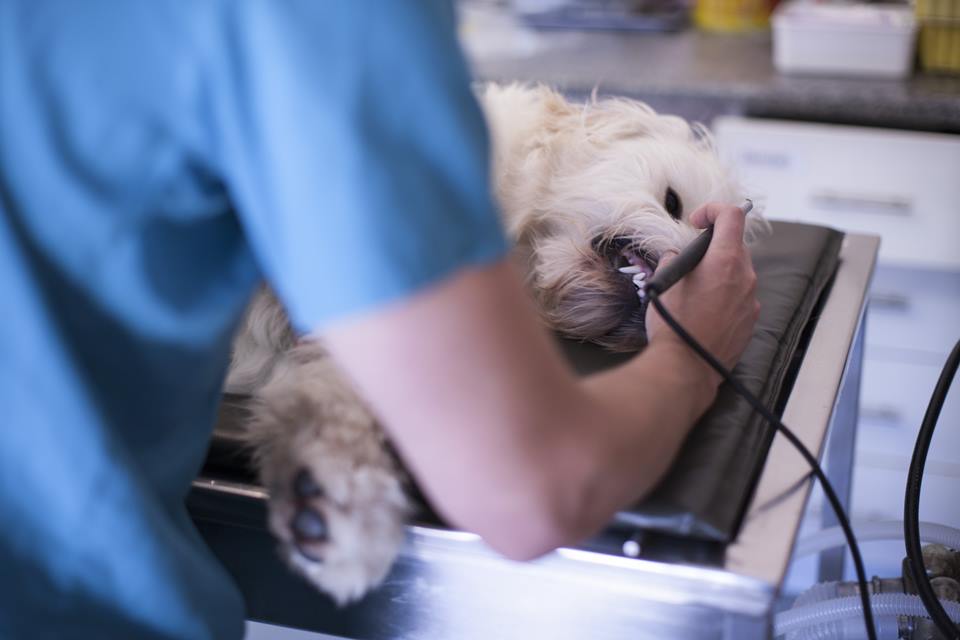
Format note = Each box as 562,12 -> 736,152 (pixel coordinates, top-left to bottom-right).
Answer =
602,238 -> 658,296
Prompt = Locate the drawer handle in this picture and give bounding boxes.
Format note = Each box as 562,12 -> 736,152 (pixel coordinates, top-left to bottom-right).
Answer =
810,191 -> 913,217
860,404 -> 904,425
870,292 -> 911,312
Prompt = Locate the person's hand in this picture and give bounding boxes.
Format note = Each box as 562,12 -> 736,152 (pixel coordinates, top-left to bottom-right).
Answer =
645,202 -> 760,383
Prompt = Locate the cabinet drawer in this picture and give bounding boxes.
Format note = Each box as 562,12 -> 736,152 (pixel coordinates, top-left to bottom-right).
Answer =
850,465 -> 959,527
858,357 -> 960,465
714,117 -> 960,270
867,265 -> 960,356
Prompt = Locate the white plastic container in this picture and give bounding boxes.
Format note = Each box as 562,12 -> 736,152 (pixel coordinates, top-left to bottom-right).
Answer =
772,1 -> 917,78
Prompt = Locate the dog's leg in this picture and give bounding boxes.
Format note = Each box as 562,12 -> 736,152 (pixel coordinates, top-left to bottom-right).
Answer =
245,343 -> 411,605
225,287 -> 297,395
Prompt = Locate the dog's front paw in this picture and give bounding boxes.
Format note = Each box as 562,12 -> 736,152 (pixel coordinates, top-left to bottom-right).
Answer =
263,440 -> 411,605
287,468 -> 331,561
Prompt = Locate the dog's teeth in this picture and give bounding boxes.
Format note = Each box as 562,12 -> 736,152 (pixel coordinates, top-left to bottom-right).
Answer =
633,272 -> 646,280
619,266 -> 644,275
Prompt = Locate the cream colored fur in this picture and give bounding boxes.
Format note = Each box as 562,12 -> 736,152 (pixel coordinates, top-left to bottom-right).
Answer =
226,84 -> 765,605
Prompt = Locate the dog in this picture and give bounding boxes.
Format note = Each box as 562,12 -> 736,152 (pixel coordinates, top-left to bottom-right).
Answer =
224,84 -> 765,604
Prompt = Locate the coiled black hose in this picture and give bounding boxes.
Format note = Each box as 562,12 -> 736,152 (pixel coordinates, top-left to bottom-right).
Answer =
904,339 -> 960,640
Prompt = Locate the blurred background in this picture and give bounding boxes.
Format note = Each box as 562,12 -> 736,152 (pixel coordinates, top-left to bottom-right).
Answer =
252,1 -> 960,637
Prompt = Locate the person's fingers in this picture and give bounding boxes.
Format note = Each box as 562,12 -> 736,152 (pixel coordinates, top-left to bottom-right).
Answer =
655,250 -> 678,272
688,202 -> 725,228
689,203 -> 746,250
689,201 -> 749,228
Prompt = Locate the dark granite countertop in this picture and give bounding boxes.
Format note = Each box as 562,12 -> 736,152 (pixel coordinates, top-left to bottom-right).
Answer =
462,13 -> 960,132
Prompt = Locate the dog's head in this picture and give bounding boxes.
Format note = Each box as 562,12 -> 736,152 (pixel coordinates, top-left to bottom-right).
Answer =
487,85 -> 766,352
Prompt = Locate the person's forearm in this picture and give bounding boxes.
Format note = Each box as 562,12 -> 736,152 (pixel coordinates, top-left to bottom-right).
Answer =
438,338 -> 718,561
324,259 -> 726,561
558,340 -> 717,540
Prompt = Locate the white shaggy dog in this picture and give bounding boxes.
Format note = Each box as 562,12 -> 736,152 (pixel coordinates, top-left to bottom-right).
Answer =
225,84 -> 763,604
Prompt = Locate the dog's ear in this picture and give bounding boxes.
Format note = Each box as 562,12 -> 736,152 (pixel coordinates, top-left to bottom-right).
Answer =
580,97 -> 717,150
537,87 -> 580,133
481,82 -> 579,135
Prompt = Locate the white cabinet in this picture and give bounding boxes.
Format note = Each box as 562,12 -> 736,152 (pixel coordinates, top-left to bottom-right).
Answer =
714,117 -> 960,271
715,117 -> 960,576
858,354 -> 960,466
867,266 -> 960,358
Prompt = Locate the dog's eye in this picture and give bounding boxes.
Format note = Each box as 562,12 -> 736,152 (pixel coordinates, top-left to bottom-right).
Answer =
664,187 -> 682,220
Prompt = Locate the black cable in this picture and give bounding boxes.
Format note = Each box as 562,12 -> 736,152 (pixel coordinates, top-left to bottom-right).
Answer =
647,289 -> 878,640
904,339 -> 960,640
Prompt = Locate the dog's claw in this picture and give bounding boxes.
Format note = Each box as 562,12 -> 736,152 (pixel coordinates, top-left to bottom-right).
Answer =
294,468 -> 324,499
294,541 -> 325,564
292,507 -> 328,542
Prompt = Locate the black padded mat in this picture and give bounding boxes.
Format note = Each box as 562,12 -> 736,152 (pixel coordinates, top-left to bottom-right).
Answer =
594,220 -> 844,542
203,221 -> 843,547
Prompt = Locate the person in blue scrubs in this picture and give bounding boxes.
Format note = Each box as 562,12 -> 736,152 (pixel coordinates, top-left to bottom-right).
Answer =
0,2 -> 759,638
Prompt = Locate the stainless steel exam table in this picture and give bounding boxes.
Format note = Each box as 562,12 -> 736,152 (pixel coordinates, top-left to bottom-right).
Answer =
188,227 -> 879,640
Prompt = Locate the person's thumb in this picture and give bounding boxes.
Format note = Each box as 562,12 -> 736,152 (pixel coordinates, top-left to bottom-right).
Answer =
655,250 -> 678,273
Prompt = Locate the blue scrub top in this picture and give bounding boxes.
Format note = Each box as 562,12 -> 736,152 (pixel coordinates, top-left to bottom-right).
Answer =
0,2 -> 507,638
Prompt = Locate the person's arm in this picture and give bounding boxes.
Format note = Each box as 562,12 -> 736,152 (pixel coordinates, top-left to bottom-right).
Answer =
323,203 -> 758,560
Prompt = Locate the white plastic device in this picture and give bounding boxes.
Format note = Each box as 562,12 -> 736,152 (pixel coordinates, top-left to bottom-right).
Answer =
772,0 -> 917,78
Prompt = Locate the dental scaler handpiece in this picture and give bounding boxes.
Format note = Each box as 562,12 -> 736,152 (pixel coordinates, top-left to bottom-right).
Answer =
644,199 -> 753,296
